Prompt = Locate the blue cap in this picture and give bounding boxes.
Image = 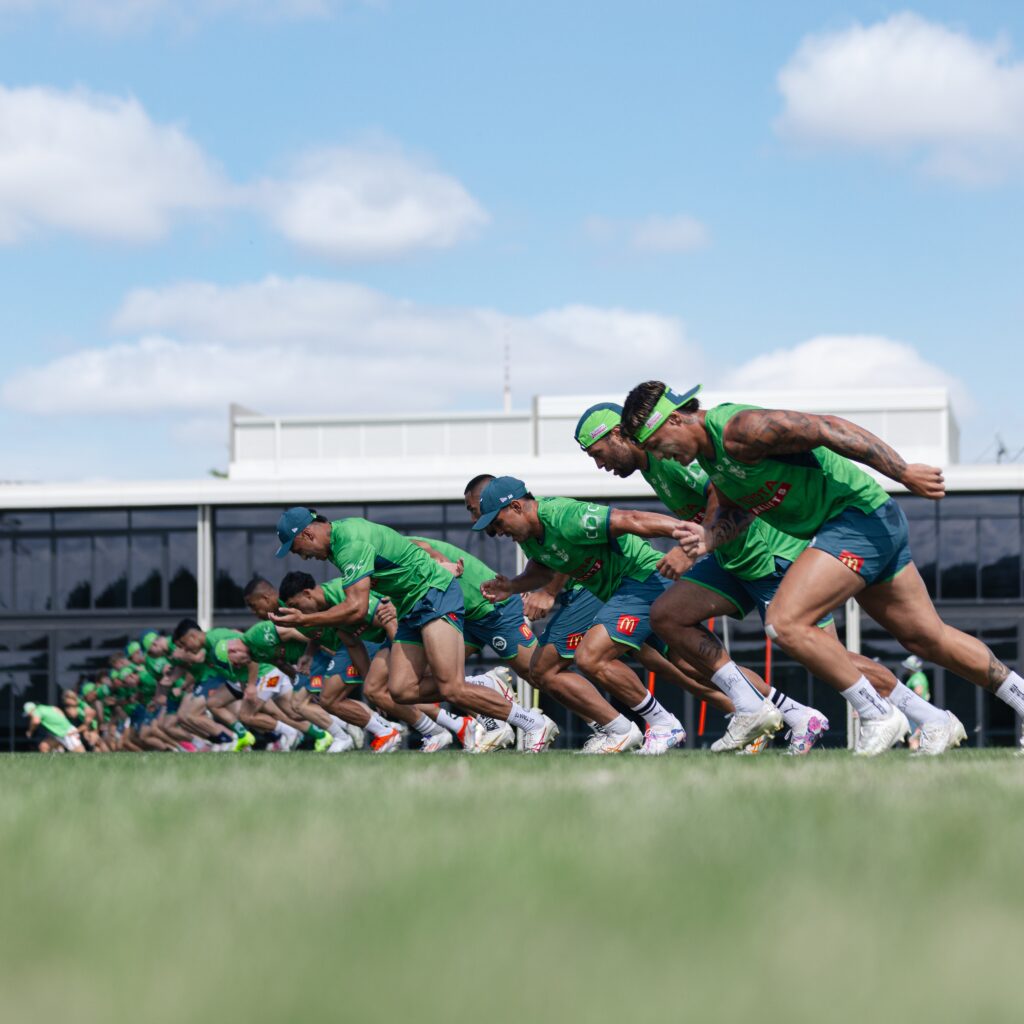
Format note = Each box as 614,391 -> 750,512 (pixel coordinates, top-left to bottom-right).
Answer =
472,476 -> 529,532
275,507 -> 316,558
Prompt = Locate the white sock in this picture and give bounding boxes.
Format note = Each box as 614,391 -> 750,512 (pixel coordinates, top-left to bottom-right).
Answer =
996,673 -> 1024,716
841,676 -> 891,721
507,702 -> 543,730
888,682 -> 946,727
768,687 -> 813,729
711,662 -> 764,713
364,712 -> 391,738
630,692 -> 677,728
435,708 -> 465,734
272,722 -> 300,743
413,713 -> 444,737
601,714 -> 633,736
327,717 -> 349,740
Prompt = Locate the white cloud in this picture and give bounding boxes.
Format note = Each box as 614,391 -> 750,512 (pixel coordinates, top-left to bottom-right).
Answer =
721,335 -> 971,413
584,213 -> 709,253
776,12 -> 1024,181
255,146 -> 488,260
0,1 -> 347,33
0,85 -> 230,242
3,276 -> 698,416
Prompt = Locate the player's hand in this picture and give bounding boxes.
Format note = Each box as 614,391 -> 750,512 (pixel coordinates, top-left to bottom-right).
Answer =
296,654 -> 312,675
656,546 -> 693,580
900,464 -> 945,500
673,521 -> 708,559
374,598 -> 398,629
481,575 -> 513,603
522,589 -> 555,621
438,557 -> 464,578
270,606 -> 306,627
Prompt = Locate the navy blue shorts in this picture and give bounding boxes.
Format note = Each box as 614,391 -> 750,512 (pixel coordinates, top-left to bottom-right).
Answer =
464,594 -> 537,659
809,499 -> 912,586
684,555 -> 835,628
594,572 -> 671,653
294,649 -> 334,693
325,642 -> 384,685
194,675 -> 229,699
538,587 -> 603,659
395,578 -> 465,645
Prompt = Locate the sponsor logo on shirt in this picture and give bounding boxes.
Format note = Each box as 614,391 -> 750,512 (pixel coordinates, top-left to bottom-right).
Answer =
616,615 -> 640,636
838,550 -> 865,574
566,632 -> 584,650
575,559 -> 603,581
737,481 -> 791,515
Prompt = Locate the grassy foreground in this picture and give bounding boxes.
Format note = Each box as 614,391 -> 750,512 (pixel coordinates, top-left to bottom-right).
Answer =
1,749 -> 1021,1024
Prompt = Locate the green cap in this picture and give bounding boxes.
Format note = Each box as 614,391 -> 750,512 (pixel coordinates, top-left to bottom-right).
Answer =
125,641 -> 142,656
141,631 -> 159,652
214,639 -> 232,664
630,384 -> 702,444
82,682 -> 97,697
574,402 -> 623,450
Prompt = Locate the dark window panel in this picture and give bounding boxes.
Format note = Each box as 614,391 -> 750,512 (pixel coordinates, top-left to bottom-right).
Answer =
364,503 -> 442,529
94,535 -> 128,608
0,512 -> 51,531
168,532 -> 198,609
214,530 -> 248,609
131,508 -> 197,528
131,534 -> 164,608
896,496 -> 938,520
906,516 -> 937,597
938,518 -> 977,600
13,536 -> 52,612
979,517 -> 1021,600
0,539 -> 11,610
938,493 -> 1021,517
309,505 -> 365,522
54,510 -> 128,531
56,536 -> 92,609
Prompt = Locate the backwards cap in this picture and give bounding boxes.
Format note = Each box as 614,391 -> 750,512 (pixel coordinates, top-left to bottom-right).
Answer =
629,384 -> 702,445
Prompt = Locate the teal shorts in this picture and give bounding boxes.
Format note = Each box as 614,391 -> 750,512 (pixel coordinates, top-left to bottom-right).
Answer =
325,642 -> 384,685
809,499 -> 911,586
395,578 -> 465,645
464,594 -> 537,659
594,572 -> 671,653
685,555 -> 835,628
539,587 -> 603,659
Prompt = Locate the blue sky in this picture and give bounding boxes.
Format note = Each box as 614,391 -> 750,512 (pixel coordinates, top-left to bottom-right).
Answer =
0,0 -> 1021,479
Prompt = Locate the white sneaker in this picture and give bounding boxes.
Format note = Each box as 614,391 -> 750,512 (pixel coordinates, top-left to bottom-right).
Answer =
344,723 -> 366,750
711,701 -> 784,752
854,706 -> 910,757
328,733 -> 354,753
581,721 -> 643,754
636,722 -> 686,756
914,711 -> 967,756
522,715 -> 560,753
784,709 -> 830,756
369,727 -> 403,753
420,730 -> 453,753
476,721 -> 515,753
455,716 -> 478,752
738,734 -> 771,755
483,666 -> 517,703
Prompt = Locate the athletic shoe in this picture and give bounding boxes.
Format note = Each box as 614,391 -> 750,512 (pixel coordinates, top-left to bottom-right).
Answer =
854,706 -> 910,757
177,741 -> 198,753
522,715 -> 560,753
284,729 -> 304,752
344,723 -> 366,750
914,711 -> 967,756
233,730 -> 256,752
581,721 -> 643,754
328,733 -> 355,753
370,728 -> 402,753
711,702 -> 784,753
784,710 -> 830,756
636,722 -> 686,756
484,666 -> 517,703
313,732 -> 334,753
476,721 -> 515,753
739,734 -> 771,756
455,716 -> 478,752
420,730 -> 453,753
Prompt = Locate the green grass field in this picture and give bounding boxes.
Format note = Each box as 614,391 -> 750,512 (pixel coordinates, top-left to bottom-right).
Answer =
2,750 -> 1021,1024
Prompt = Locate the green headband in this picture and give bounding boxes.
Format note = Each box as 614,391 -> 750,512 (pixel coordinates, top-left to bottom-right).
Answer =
574,402 -> 623,450
631,385 -> 702,444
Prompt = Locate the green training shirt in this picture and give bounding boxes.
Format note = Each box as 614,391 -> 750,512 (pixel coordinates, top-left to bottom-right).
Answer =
319,579 -> 387,646
34,704 -> 75,738
242,620 -> 308,664
329,518 -> 454,620
519,497 -> 661,603
641,454 -> 808,579
697,404 -> 890,540
410,536 -> 502,622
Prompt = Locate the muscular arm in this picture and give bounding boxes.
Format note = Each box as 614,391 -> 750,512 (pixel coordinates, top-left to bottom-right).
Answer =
272,577 -> 372,629
608,508 -> 686,540
701,485 -> 756,551
481,559 -> 556,603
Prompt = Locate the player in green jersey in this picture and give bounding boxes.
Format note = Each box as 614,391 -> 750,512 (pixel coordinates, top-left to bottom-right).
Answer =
619,381 -> 990,756
24,702 -> 84,752
475,477 -> 705,755
273,508 -> 559,751
575,401 -> 855,754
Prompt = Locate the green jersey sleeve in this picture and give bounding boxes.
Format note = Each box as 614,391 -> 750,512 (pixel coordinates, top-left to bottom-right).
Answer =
549,499 -> 612,547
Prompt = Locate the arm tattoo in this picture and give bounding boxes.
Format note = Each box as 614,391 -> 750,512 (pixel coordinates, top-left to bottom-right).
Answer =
727,409 -> 908,483
705,505 -> 753,551
986,652 -> 1010,692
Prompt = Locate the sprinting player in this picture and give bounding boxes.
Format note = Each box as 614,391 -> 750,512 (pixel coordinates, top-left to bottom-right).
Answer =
575,402 -> 838,753
24,701 -> 85,752
474,476 -> 703,754
410,536 -> 539,751
272,508 -> 558,751
618,381 -> 987,756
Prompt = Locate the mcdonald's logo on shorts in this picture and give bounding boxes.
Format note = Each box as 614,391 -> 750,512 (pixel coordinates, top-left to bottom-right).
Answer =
309,675 -> 323,691
346,665 -> 360,679
838,550 -> 865,574
616,615 -> 640,636
566,632 -> 584,650
519,623 -> 534,641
